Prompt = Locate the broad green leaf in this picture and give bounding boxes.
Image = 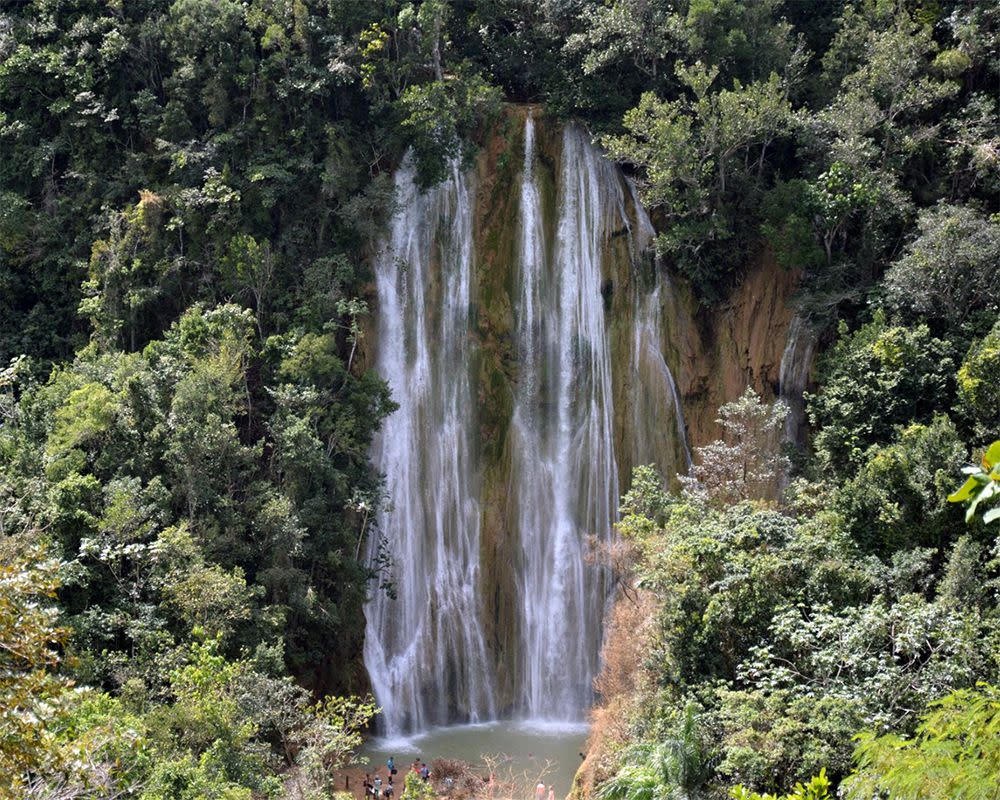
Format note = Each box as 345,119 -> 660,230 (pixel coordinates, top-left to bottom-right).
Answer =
966,483 -> 997,521
949,476 -> 979,503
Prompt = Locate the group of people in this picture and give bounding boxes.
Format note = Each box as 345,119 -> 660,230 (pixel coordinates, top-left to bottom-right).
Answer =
364,757 -> 431,799
364,757 -> 556,800
534,782 -> 555,800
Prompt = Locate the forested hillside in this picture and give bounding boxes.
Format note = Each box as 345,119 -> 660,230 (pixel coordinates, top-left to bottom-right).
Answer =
1,1 -> 998,799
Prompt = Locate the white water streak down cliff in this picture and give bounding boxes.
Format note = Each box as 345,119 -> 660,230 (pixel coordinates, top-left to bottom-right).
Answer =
633,278 -> 693,473
363,156 -> 496,736
365,119 -> 689,734
627,180 -> 692,474
779,315 -> 816,450
510,121 -> 623,719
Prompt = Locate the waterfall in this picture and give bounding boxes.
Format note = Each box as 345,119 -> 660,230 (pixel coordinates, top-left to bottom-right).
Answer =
509,120 -> 621,720
364,115 -> 687,735
632,277 -> 693,472
363,155 -> 496,736
626,177 -> 692,475
779,315 -> 816,449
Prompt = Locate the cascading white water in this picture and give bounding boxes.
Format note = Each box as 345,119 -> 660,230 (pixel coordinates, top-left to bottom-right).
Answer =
509,120 -> 622,719
365,115 -> 689,735
363,155 -> 496,736
778,315 -> 816,449
626,179 -> 692,475
632,278 -> 693,472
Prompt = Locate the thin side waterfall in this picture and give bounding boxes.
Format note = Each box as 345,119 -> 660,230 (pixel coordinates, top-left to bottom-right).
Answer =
632,278 -> 693,472
779,315 -> 816,449
363,155 -> 496,736
626,179 -> 692,474
510,120 -> 621,719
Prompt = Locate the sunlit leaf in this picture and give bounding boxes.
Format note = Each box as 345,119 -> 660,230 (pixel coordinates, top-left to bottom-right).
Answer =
948,476 -> 979,503
984,441 -> 1000,469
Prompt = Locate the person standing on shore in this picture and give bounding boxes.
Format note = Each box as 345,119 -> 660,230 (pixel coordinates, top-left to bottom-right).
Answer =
535,781 -> 546,800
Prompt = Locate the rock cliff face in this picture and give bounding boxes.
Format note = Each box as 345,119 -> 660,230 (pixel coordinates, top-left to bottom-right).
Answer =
362,105 -> 806,730
661,252 -> 800,448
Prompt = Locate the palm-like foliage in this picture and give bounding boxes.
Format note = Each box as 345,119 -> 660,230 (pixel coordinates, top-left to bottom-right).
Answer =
597,706 -> 708,800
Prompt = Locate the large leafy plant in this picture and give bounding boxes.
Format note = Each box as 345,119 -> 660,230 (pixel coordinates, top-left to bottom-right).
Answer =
949,441 -> 1000,524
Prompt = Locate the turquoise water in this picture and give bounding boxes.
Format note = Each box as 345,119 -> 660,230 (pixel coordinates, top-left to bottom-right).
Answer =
358,721 -> 590,798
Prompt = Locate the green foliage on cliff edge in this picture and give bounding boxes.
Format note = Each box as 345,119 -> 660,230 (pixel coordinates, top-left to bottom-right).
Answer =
0,0 -> 502,366
594,294 -> 1000,797
584,0 -> 997,304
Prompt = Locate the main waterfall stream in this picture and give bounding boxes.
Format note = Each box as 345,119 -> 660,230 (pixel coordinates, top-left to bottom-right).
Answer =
510,119 -> 619,719
364,155 -> 496,735
363,113 -> 691,744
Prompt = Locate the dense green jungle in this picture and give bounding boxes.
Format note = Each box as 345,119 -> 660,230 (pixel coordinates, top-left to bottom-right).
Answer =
1,1 -> 999,799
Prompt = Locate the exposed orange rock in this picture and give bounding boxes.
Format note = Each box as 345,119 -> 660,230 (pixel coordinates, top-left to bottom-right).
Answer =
663,252 -> 799,449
